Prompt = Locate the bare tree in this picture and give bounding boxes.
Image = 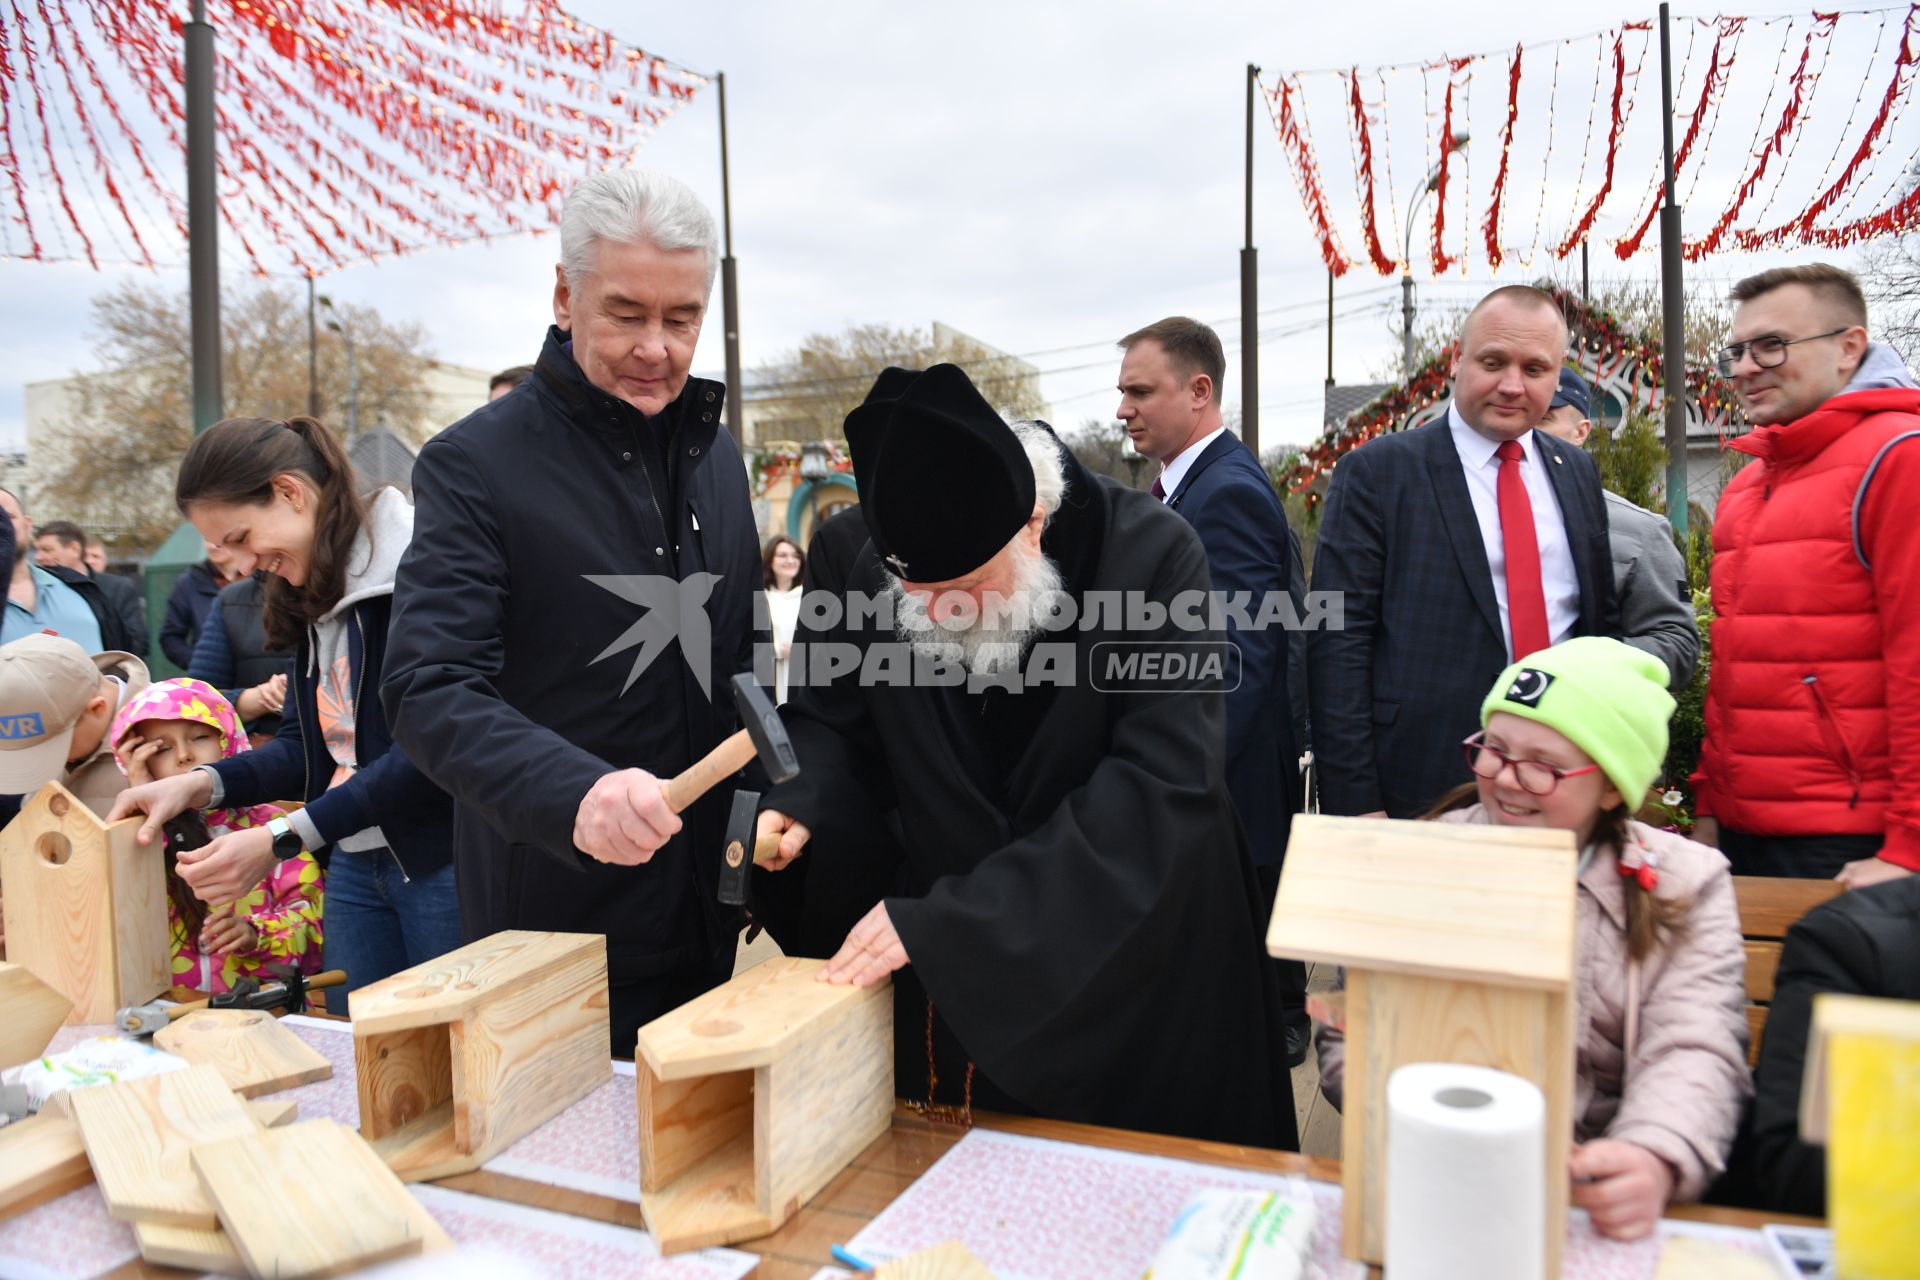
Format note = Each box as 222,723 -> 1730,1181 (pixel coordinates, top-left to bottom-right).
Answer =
1859,233 -> 1920,367
749,323 -> 1047,446
40,282 -> 432,546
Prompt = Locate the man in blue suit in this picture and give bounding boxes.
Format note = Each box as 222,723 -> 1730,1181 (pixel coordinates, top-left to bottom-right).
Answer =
1309,285 -> 1618,820
1118,316 -> 1311,1065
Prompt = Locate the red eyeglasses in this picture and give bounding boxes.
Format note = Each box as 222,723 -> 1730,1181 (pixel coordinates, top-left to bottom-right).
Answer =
1462,731 -> 1603,797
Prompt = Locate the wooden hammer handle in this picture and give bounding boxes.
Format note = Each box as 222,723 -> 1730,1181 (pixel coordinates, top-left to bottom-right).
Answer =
661,728 -> 758,814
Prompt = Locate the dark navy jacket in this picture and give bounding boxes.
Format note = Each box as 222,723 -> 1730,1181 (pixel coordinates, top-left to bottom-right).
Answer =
1308,414 -> 1617,818
209,593 -> 453,880
381,328 -> 760,988
1165,431 -> 1306,869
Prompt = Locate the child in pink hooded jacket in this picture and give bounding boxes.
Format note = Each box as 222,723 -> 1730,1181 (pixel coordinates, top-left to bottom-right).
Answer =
1315,638 -> 1750,1241
110,678 -> 323,995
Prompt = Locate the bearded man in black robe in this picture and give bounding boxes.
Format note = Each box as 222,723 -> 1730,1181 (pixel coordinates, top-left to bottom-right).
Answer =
754,364 -> 1297,1151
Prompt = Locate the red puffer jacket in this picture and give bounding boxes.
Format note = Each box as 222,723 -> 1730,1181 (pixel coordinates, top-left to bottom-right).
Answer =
1693,387 -> 1920,869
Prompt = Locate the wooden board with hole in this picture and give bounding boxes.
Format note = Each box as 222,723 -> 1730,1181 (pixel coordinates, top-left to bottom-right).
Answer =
350,930 -> 610,1180
192,1118 -> 451,1279
0,782 -> 168,1024
68,1063 -> 261,1227
155,1007 -> 333,1097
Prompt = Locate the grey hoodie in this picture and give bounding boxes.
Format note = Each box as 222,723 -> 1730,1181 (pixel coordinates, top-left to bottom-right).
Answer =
287,487 -> 413,854
1843,340 -> 1920,394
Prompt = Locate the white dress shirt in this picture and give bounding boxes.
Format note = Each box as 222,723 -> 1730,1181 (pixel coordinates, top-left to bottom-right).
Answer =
1446,402 -> 1581,656
1154,425 -> 1229,502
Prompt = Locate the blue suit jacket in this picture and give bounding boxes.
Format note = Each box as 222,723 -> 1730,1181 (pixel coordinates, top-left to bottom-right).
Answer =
1307,414 -> 1617,819
1167,431 -> 1307,868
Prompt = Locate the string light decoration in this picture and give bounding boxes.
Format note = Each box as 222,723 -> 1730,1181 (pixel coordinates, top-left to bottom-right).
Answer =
1259,5 -> 1920,280
0,0 -> 705,273
1284,285 -> 1746,499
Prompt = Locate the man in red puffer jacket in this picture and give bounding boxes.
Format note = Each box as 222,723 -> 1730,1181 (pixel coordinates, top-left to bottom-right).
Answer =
1693,263 -> 1920,887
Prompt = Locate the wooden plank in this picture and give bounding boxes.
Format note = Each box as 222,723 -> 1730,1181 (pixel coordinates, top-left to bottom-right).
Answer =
638,1066 -> 753,1192
154,1008 -> 333,1098
449,933 -> 610,1159
758,980 -> 893,1225
356,1024 -> 453,1142
0,1111 -> 92,1218
1344,969 -> 1572,1277
637,956 -> 885,1078
637,1127 -> 773,1253
250,1098 -> 299,1128
193,1119 -> 449,1280
69,1063 -> 261,1227
1734,876 -> 1842,939
1747,1005 -> 1768,1069
1743,941 -> 1782,1004
0,783 -> 168,1024
0,961 -> 73,1069
348,930 -> 605,1034
1800,993 -> 1920,1144
132,1221 -> 246,1274
1267,815 -> 1578,990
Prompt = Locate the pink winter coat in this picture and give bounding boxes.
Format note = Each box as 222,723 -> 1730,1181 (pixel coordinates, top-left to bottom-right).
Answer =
1315,806 -> 1752,1200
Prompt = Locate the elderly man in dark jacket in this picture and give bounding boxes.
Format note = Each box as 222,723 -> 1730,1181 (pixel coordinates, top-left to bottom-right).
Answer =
383,170 -> 760,1053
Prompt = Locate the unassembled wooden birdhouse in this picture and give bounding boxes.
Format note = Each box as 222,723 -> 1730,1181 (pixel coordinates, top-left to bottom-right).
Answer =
350,930 -> 611,1181
1268,814 -> 1577,1277
0,781 -> 169,1024
635,956 -> 893,1254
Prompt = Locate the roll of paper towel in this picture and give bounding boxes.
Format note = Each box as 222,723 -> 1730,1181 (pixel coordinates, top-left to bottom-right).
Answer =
1385,1062 -> 1547,1280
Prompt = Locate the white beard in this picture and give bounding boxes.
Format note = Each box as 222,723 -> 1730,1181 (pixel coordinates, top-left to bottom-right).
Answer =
887,543 -> 1067,677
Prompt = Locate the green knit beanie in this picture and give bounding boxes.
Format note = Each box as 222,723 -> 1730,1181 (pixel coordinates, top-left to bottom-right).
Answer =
1479,637 -> 1676,803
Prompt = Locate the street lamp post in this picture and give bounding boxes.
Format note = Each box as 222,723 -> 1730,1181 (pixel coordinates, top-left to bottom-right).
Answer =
1401,133 -> 1469,378
324,314 -> 359,443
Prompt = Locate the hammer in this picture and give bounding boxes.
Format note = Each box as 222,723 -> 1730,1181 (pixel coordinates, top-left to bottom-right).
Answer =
717,788 -> 793,906
117,965 -> 347,1036
660,673 -> 799,812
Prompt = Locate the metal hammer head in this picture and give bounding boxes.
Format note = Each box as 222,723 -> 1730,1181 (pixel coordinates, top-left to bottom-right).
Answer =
117,1001 -> 173,1036
718,789 -> 760,907
729,673 -> 799,784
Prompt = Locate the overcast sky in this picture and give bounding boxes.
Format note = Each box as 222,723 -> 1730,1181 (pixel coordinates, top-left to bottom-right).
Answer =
1,0 -> 1910,455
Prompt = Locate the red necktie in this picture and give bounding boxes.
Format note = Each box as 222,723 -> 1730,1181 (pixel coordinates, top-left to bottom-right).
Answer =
1495,439 -> 1551,660
1151,476 -> 1166,500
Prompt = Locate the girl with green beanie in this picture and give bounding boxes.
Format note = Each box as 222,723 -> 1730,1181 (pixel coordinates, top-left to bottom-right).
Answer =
1316,637 -> 1750,1241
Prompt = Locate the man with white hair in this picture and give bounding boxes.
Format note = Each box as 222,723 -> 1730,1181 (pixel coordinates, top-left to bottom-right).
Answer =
383,170 -> 761,1051
751,364 -> 1299,1150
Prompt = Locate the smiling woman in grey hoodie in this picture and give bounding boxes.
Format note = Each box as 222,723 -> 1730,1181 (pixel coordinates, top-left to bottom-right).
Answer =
110,417 -> 459,1015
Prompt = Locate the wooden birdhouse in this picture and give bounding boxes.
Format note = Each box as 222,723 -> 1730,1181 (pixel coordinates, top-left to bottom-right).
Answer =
1268,815 -> 1577,1276
0,781 -> 169,1024
350,930 -> 611,1181
635,956 -> 893,1254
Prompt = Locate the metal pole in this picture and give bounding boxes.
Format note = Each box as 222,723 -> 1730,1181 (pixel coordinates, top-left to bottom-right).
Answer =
306,276 -> 319,418
346,334 -> 358,442
1581,240 -> 1590,300
717,72 -> 744,443
186,0 -> 221,432
1657,3 -> 1689,537
1401,272 -> 1415,378
1325,271 -> 1335,387
1240,63 -> 1260,454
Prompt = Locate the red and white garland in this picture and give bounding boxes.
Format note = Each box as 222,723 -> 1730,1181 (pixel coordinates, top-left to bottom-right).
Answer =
0,0 -> 704,273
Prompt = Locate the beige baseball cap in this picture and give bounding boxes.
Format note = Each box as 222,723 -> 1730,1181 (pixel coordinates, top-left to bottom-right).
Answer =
0,633 -> 103,792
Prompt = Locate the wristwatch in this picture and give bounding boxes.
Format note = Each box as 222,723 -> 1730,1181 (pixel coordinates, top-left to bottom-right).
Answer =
265,817 -> 305,861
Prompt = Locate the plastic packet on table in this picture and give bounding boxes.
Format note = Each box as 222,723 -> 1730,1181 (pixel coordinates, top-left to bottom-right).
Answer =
1143,1186 -> 1316,1280
2,1035 -> 190,1112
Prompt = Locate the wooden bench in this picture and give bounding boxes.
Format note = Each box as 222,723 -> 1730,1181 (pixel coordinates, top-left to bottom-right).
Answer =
1733,875 -> 1843,1067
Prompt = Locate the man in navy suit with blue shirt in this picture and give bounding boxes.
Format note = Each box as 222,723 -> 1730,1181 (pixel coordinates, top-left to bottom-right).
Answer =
1309,285 -> 1617,821
1117,316 -> 1311,1065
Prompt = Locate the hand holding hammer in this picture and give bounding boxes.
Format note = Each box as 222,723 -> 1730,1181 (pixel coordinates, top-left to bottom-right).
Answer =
573,674 -> 799,867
